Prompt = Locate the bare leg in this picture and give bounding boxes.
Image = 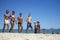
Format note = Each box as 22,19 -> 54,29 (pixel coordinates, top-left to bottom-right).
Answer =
18,24 -> 20,33
9,25 -> 14,32
20,26 -> 23,32
9,22 -> 14,32
11,23 -> 14,32
20,24 -> 23,32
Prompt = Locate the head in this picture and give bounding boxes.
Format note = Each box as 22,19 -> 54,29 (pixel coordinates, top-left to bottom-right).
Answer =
12,11 -> 15,15
6,10 -> 9,14
37,21 -> 40,25
19,13 -> 22,17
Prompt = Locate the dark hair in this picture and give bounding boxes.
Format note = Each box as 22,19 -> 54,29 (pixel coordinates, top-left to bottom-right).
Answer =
12,11 -> 15,15
19,13 -> 22,15
37,21 -> 40,23
6,10 -> 9,13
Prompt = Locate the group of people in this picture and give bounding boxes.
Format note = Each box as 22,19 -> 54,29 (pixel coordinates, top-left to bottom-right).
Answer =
2,10 -> 40,33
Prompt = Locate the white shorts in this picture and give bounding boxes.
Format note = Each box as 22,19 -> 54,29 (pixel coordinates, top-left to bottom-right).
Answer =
5,19 -> 9,24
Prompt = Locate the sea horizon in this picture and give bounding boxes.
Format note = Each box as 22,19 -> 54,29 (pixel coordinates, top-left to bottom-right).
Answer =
0,29 -> 60,34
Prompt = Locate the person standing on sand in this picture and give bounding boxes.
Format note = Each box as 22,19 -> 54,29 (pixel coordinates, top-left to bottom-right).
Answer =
34,22 -> 37,33
36,21 -> 40,33
17,13 -> 23,33
9,11 -> 16,32
2,10 -> 10,32
26,13 -> 33,33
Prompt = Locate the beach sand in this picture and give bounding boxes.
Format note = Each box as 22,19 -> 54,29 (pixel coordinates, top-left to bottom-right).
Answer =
0,33 -> 60,40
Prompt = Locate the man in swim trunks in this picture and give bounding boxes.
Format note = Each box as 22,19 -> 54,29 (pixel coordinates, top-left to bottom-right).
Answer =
17,13 -> 23,33
26,13 -> 33,33
9,11 -> 16,32
2,10 -> 10,32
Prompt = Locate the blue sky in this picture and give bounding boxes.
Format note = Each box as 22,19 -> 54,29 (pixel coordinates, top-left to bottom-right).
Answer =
0,0 -> 60,29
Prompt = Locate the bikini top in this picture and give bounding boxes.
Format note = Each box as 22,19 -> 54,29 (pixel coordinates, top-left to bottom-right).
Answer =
12,15 -> 15,17
11,15 -> 15,21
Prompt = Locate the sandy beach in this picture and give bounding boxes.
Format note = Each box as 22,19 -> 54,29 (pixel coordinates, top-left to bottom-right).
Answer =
0,33 -> 60,40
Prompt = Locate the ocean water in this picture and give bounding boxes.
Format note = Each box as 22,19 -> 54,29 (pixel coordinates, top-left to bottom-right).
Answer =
0,29 -> 60,34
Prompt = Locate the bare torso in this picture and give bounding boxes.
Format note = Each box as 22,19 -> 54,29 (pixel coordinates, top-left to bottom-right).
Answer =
18,16 -> 22,23
4,14 -> 9,20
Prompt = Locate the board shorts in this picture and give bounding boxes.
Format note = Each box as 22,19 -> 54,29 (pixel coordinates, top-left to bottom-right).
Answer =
18,22 -> 22,24
5,19 -> 9,24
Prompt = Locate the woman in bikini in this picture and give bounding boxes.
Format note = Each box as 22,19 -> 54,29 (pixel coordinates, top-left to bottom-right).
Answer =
9,11 -> 16,32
